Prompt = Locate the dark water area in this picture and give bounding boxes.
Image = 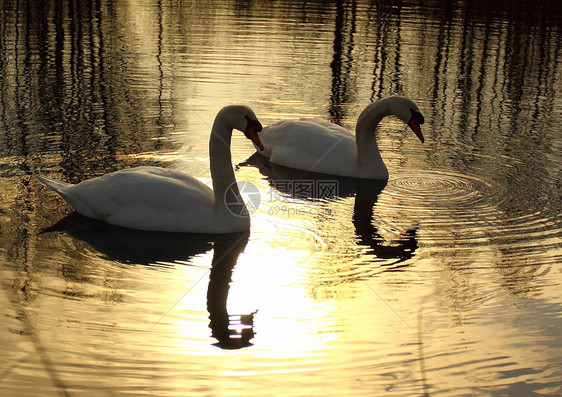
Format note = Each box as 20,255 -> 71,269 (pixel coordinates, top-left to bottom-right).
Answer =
1,1 -> 561,395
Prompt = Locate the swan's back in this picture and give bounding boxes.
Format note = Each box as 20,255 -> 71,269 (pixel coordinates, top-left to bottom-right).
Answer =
259,119 -> 359,176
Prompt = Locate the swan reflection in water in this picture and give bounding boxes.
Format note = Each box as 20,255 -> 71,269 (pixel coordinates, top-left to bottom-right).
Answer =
44,214 -> 254,349
243,153 -> 418,265
206,233 -> 254,349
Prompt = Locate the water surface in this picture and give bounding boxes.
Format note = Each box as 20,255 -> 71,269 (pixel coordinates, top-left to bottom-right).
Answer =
1,0 -> 561,395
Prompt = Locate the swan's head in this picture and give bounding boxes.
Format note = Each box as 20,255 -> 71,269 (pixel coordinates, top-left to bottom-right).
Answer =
389,96 -> 425,143
219,105 -> 264,150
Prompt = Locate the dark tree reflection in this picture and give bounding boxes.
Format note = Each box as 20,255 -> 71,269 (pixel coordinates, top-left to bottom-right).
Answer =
329,0 -> 357,125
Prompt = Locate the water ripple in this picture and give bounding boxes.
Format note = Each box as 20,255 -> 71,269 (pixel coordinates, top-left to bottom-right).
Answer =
389,170 -> 494,208
381,169 -> 561,270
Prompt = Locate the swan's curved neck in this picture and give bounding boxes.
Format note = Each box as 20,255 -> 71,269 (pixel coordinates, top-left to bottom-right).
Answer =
355,101 -> 390,176
209,119 -> 244,214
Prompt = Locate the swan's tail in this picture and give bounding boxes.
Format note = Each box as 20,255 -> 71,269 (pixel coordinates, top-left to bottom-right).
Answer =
36,175 -> 73,196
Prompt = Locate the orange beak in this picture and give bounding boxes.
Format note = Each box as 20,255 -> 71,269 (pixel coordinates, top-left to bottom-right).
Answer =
408,113 -> 425,143
245,118 -> 264,151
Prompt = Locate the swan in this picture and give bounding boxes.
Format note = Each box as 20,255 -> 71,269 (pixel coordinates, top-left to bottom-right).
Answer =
255,96 -> 424,179
37,105 -> 264,234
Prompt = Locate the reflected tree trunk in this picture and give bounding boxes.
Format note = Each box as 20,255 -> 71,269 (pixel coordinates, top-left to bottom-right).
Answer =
329,0 -> 356,125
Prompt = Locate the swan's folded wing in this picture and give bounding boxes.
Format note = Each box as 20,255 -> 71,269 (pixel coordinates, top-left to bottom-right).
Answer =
262,120 -> 359,175
59,167 -> 216,229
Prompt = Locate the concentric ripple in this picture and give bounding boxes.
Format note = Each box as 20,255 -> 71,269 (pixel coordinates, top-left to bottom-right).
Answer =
388,170 -> 495,209
379,169 -> 561,269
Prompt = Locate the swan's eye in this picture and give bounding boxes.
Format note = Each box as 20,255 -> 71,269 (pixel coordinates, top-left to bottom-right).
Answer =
244,115 -> 263,133
243,116 -> 264,150
409,109 -> 424,124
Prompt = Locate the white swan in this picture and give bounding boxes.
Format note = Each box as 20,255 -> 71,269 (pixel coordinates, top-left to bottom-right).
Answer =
37,105 -> 264,234
255,96 -> 424,179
